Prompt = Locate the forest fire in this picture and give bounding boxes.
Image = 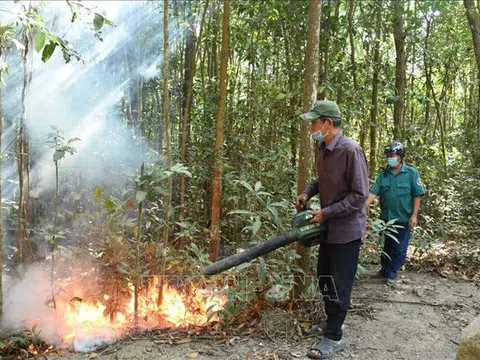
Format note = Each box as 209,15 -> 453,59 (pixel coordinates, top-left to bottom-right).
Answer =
47,277 -> 227,352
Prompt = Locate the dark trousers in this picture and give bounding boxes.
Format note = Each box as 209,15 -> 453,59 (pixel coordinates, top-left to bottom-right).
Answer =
381,223 -> 411,280
317,239 -> 361,341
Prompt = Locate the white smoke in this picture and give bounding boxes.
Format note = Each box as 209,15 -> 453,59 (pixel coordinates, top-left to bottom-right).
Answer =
2,262 -> 121,351
1,0 -> 179,193
0,0 -> 185,348
2,264 -> 61,345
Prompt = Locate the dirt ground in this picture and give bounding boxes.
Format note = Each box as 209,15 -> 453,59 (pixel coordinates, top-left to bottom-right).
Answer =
42,269 -> 480,360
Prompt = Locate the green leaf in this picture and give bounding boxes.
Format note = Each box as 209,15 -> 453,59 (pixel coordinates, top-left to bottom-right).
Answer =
170,163 -> 192,177
94,13 -> 105,31
67,137 -> 81,144
53,150 -> 65,161
267,206 -> 280,226
385,231 -> 399,244
254,181 -> 262,192
256,191 -> 273,197
258,257 -> 267,282
41,41 -> 57,62
239,180 -> 253,192
136,190 -> 147,204
153,186 -> 168,195
0,25 -> 13,37
105,197 -> 116,211
234,262 -> 252,273
252,217 -> 262,237
34,31 -> 46,53
93,187 -> 103,201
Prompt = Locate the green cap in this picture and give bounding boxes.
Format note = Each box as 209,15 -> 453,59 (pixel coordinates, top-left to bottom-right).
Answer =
299,100 -> 342,121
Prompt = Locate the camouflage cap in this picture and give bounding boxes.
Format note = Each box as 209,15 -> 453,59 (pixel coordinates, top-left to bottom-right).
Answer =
299,100 -> 342,121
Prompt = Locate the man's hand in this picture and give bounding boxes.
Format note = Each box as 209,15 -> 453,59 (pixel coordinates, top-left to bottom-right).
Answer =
295,194 -> 309,211
409,215 -> 418,228
366,193 -> 377,207
310,209 -> 325,224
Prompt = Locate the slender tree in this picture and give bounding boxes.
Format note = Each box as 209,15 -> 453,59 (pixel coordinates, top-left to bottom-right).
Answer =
178,0 -> 209,250
423,15 -> 433,137
369,1 -> 382,176
18,26 -> 33,263
393,0 -> 406,139
464,0 -> 480,138
162,0 -> 172,250
348,0 -> 364,146
318,0 -> 330,100
294,0 -> 322,295
209,0 -> 230,262
158,0 -> 171,306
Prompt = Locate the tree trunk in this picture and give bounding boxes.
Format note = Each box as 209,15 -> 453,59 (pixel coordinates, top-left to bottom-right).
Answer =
393,0 -> 406,140
162,0 -> 172,247
293,0 -> 322,297
282,23 -> 298,170
209,0 -> 230,262
369,1 -> 382,176
464,0 -> 480,139
178,7 -> 196,250
153,80 -> 164,150
158,0 -> 171,307
18,28 -> 33,264
348,0 -> 364,145
318,0 -> 330,100
348,0 -> 358,94
178,0 -> 209,250
465,0 -> 480,77
423,17 -> 432,137
407,0 -> 417,129
425,64 -> 448,172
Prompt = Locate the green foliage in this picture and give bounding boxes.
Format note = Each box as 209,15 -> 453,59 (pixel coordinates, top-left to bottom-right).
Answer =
46,127 -> 80,163
93,13 -> 105,31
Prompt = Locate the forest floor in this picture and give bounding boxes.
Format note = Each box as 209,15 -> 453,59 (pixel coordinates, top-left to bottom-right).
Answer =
41,267 -> 480,360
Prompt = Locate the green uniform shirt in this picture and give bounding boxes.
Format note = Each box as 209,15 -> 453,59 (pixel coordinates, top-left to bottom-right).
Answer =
371,163 -> 425,223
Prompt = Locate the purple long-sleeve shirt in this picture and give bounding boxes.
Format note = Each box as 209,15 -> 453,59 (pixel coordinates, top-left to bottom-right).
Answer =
304,133 -> 369,244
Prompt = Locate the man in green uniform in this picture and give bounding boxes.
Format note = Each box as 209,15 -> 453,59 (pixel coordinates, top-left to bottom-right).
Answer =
366,141 -> 425,286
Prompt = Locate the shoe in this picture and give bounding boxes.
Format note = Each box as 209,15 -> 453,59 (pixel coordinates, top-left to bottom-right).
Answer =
386,278 -> 396,287
307,338 -> 344,359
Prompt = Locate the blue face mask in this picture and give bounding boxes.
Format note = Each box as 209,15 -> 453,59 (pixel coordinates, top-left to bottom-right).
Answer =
312,130 -> 326,143
312,123 -> 328,143
387,157 -> 399,167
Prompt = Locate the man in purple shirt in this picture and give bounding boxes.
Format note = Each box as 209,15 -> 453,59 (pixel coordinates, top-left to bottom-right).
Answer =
295,100 -> 369,359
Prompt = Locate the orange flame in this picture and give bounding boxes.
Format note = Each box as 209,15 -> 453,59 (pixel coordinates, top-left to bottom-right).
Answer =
54,277 -> 227,350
